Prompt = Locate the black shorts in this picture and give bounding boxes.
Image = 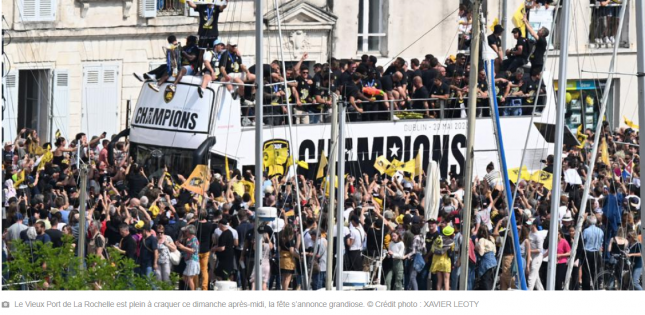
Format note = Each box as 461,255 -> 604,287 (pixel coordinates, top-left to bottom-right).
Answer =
198,36 -> 218,49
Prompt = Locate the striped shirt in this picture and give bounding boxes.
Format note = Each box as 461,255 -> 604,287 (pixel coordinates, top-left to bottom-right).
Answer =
582,225 -> 604,252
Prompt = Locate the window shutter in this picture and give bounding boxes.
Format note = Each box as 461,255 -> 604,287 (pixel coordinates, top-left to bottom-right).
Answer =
82,65 -> 120,138
50,70 -> 70,142
19,0 -> 56,22
39,0 -> 56,21
3,71 -> 19,143
139,0 -> 157,18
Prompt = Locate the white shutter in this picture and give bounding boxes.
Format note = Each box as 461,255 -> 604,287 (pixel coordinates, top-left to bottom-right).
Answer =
82,65 -> 119,138
19,0 -> 56,22
3,71 -> 19,144
139,0 -> 157,18
50,70 -> 69,142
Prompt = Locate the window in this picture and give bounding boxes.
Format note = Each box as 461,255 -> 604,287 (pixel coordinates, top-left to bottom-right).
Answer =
18,0 -> 56,22
82,65 -> 120,138
588,1 -> 629,48
357,0 -> 386,53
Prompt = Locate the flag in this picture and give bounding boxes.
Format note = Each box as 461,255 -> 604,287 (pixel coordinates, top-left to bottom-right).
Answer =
386,159 -> 404,176
373,155 -> 390,175
225,156 -> 231,181
530,170 -> 553,191
181,165 -> 211,196
600,138 -> 610,166
316,151 -> 328,179
263,139 -> 290,177
12,170 -> 26,188
321,175 -> 339,197
489,17 -> 500,32
512,3 -> 526,37
414,152 -> 423,179
508,166 -> 531,183
241,179 -> 255,206
576,125 -> 587,149
401,159 -> 416,178
625,116 -> 639,129
55,129 -> 62,139
287,158 -> 309,170
284,209 -> 295,218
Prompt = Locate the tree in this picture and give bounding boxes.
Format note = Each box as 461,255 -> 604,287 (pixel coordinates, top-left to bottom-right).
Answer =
3,236 -> 177,290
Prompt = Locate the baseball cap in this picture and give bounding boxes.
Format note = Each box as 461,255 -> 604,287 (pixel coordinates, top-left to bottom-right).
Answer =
494,25 -> 504,33
383,210 -> 395,220
426,218 -> 438,224
511,27 -> 521,34
219,217 -> 229,225
213,39 -> 225,46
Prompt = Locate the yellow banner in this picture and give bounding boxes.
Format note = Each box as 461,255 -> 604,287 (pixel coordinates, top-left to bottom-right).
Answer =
180,165 -> 211,196
317,151 -> 328,179
508,166 -> 531,183
530,170 -> 553,191
373,155 -> 391,175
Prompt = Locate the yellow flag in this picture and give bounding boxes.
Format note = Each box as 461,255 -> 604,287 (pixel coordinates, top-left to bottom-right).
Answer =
287,158 -> 309,170
512,3 -> 526,37
601,138 -> 610,166
181,165 -> 212,196
576,125 -> 587,149
414,152 -> 423,179
241,179 -> 255,206
321,175 -> 339,197
225,156 -> 231,181
489,17 -> 500,32
508,166 -> 531,183
55,129 -> 62,139
401,159 -> 416,177
386,159 -> 404,176
263,140 -> 290,177
316,151 -> 328,179
625,116 -> 639,129
373,155 -> 391,175
12,170 -> 26,188
530,170 -> 553,191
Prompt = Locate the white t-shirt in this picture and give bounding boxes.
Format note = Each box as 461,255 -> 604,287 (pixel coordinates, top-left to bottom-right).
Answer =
529,230 -> 548,257
475,206 -> 493,231
348,225 -> 365,251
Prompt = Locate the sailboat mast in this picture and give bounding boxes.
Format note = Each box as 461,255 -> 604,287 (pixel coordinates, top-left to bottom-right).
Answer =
335,102 -> 347,291
253,0 -> 265,290
636,0 -> 645,288
326,94 -> 339,290
547,0 -> 572,291
564,0 -> 629,290
459,0 -> 481,291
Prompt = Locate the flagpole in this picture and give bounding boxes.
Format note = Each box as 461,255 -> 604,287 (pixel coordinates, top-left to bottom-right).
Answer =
253,0 -> 264,290
335,101 -> 346,291
459,0 -> 481,291
635,0 -> 645,288
547,0 -> 572,291
326,94 -> 339,290
564,0 -> 628,290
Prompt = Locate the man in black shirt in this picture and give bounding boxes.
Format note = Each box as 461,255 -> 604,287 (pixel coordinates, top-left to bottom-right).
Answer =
446,53 -> 467,78
214,218 -> 236,280
116,224 -> 137,261
503,28 -> 530,73
411,77 -> 432,118
45,216 -> 63,248
346,72 -> 371,122
428,75 -> 450,115
137,224 -> 158,278
295,66 -> 314,124
313,75 -> 334,123
193,210 -> 215,290
188,1 -> 226,49
488,25 -> 504,70
473,70 -> 490,117
523,15 -> 550,74
519,70 -> 546,115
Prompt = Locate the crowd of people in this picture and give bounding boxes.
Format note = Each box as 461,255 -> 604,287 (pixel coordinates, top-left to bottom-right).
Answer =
132,1 -> 555,127
1,0 -> 642,291
1,119 -> 642,291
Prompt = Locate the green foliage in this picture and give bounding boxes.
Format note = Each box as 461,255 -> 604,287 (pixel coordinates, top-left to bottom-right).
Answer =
4,236 -> 178,290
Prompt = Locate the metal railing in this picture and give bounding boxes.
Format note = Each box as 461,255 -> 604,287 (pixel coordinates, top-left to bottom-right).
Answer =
157,0 -> 185,16
238,94 -> 547,125
550,2 -> 628,49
